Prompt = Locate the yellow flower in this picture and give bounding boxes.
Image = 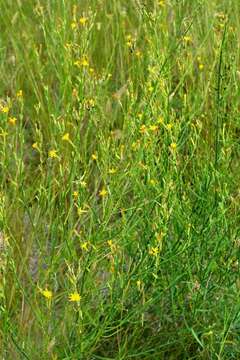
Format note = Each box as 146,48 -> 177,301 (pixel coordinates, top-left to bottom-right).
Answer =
107,239 -> 113,247
1,106 -> 9,113
126,34 -> 134,48
77,207 -> 88,216
65,42 -> 72,50
16,90 -> 23,97
148,65 -> 157,75
197,57 -> 204,71
74,60 -> 80,67
8,117 -> 17,125
80,57 -> 89,67
166,123 -> 173,130
132,140 -> 140,150
158,116 -> 164,124
139,124 -> 147,134
183,35 -> 192,44
170,142 -> 177,151
48,149 -> 58,158
72,88 -> 78,97
71,22 -> 77,29
40,288 -> 53,299
149,124 -> 158,132
80,181 -> 87,188
69,292 -> 81,302
91,152 -> 98,161
149,246 -> 159,256
85,98 -> 95,109
74,57 -> 89,68
79,17 -> 87,25
99,188 -> 108,198
62,133 -> 70,141
148,85 -> 154,93
136,280 -> 141,290
32,142 -> 38,149
107,239 -> 116,251
135,50 -> 142,58
73,191 -> 78,199
109,168 -> 117,174
149,179 -> 157,186
81,241 -> 89,251
88,98 -> 95,107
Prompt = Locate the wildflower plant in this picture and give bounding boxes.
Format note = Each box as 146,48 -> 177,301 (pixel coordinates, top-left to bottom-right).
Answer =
0,0 -> 239,359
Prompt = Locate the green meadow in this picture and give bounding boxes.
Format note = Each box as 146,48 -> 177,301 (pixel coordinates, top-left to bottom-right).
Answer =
0,0 -> 240,358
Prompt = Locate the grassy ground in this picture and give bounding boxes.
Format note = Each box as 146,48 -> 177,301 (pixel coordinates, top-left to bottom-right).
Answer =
0,0 -> 240,358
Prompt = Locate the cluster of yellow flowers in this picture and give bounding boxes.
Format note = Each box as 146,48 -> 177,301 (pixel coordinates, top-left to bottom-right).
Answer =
74,57 -> 89,68
139,124 -> 159,135
0,90 -> 23,127
40,288 -> 81,302
71,16 -> 88,30
149,246 -> 160,256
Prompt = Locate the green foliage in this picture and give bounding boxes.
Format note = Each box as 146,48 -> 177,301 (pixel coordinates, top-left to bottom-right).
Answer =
0,0 -> 240,358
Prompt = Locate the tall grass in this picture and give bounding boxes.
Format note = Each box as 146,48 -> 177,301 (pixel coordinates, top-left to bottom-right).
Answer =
0,0 -> 240,358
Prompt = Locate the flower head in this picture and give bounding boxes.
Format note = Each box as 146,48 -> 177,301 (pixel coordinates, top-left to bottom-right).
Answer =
73,191 -> 78,199
80,180 -> 87,188
79,17 -> 87,25
149,124 -> 158,132
99,188 -> 108,198
149,246 -> 160,256
16,90 -> 23,98
81,241 -> 89,251
170,142 -> 177,151
40,288 -> 53,299
183,35 -> 192,44
85,98 -> 95,109
74,57 -> 89,68
80,58 -> 89,67
69,292 -> 81,302
91,152 -> 98,161
72,88 -> 78,97
71,22 -> 77,30
77,207 -> 88,216
139,125 -> 147,134
166,123 -> 173,130
32,142 -> 38,149
1,106 -> 9,113
108,168 -> 117,174
62,133 -> 70,141
126,34 -> 134,48
8,117 -> 17,125
136,280 -> 141,290
107,239 -> 117,252
158,116 -> 164,124
48,149 -> 58,158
